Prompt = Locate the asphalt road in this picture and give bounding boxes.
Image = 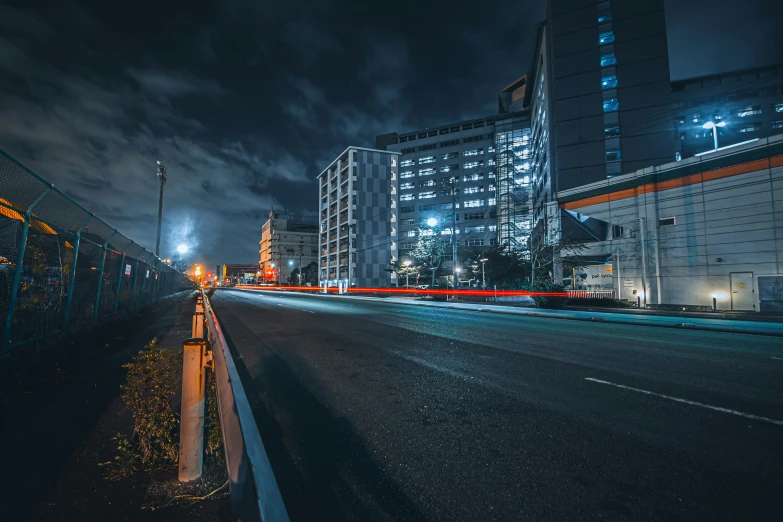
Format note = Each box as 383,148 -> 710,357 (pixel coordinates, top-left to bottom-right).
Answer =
211,289 -> 783,522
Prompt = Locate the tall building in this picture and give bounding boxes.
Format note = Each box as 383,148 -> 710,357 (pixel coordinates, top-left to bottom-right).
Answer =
317,147 -> 400,290
259,210 -> 319,284
376,110 -> 531,270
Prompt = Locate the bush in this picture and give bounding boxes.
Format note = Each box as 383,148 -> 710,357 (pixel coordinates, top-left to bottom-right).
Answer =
118,338 -> 181,472
527,280 -> 569,309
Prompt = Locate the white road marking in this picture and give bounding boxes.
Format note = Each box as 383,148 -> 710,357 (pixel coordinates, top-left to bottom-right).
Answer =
276,303 -> 315,314
584,377 -> 783,426
771,357 -> 783,361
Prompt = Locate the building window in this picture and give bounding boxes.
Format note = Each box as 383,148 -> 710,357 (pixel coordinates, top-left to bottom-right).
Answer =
418,156 -> 436,164
400,194 -> 414,201
487,197 -> 496,206
599,31 -> 615,45
419,180 -> 436,187
400,171 -> 414,178
463,148 -> 483,156
606,149 -> 621,162
419,168 -> 436,176
773,103 -> 783,113
464,199 -> 484,208
605,126 -> 620,137
738,123 -> 761,133
403,219 -> 415,225
463,186 -> 482,194
419,191 -> 436,199
391,157 -> 397,166
464,226 -> 484,234
488,225 -> 497,232
419,204 -> 435,211
463,161 -> 479,169
464,173 -> 482,181
658,217 -> 676,227
440,139 -> 459,147
464,212 -> 484,221
400,182 -> 414,190
603,98 -> 619,112
772,120 -> 783,129
601,75 -> 617,89
440,164 -> 460,172
400,206 -> 414,213
464,135 -> 484,143
597,1 -> 612,22
400,159 -> 414,167
442,151 -> 459,160
406,230 -> 416,237
600,52 -> 616,66
464,239 -> 484,246
738,105 -> 762,117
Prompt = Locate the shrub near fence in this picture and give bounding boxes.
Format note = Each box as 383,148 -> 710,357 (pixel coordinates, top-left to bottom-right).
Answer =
0,147 -> 193,351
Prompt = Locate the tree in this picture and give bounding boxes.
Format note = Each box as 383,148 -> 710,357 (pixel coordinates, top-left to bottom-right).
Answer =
288,261 -> 318,285
463,245 -> 530,289
387,258 -> 420,287
522,231 -> 587,287
411,225 -> 446,287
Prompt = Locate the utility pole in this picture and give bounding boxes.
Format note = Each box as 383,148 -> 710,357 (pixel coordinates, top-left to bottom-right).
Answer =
155,161 -> 167,257
297,241 -> 304,286
441,175 -> 460,296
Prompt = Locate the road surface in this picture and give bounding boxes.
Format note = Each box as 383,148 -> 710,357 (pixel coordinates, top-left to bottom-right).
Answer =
211,289 -> 783,521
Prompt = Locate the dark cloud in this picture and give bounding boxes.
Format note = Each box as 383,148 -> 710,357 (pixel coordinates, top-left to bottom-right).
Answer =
0,0 -> 776,268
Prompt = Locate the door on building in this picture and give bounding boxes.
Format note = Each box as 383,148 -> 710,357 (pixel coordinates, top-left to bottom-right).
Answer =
730,272 -> 755,311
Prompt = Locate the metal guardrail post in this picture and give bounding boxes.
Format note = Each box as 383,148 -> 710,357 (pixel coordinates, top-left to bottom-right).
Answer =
2,186 -> 52,352
62,215 -> 93,330
93,231 -> 118,322
179,337 -> 207,482
192,311 -> 205,338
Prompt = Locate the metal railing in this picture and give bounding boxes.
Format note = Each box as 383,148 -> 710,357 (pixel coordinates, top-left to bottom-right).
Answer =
203,291 -> 289,522
567,290 -> 616,299
0,147 -> 193,351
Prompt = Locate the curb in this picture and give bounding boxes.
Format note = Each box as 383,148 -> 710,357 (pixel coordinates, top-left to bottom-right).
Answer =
226,288 -> 783,338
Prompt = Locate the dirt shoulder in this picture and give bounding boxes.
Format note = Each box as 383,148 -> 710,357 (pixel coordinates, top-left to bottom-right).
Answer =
0,292 -> 231,521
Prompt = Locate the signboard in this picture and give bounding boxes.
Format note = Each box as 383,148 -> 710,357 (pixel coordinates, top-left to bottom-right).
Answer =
575,264 -> 614,290
125,264 -> 132,276
623,278 -> 634,287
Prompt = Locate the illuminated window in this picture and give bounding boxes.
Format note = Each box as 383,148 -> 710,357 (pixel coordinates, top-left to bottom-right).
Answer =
419,191 -> 436,199
419,179 -> 436,187
772,120 -> 783,129
463,148 -> 484,156
418,156 -> 436,164
597,1 -> 612,22
600,52 -> 616,66
464,161 -> 479,169
601,75 -> 617,89
463,173 -> 483,181
489,225 -> 497,232
400,182 -> 414,190
738,105 -> 761,117
464,200 -> 484,208
463,186 -> 482,194
599,31 -> 615,45
419,168 -> 436,176
406,230 -> 416,237
774,103 -> 783,113
605,126 -> 620,137
606,149 -> 621,162
464,226 -> 484,234
603,98 -> 619,112
442,152 -> 459,160
400,159 -> 415,167
738,123 -> 761,133
400,171 -> 414,179
391,157 -> 397,166
487,198 -> 496,206
441,203 -> 454,210
400,194 -> 414,201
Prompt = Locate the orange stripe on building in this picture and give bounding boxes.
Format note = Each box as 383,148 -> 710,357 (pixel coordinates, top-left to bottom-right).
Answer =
561,154 -> 783,210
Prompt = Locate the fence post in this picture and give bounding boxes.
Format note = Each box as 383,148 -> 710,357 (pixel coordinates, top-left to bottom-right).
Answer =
179,338 -> 207,482
113,248 -> 128,315
93,231 -> 118,322
2,186 -> 52,352
131,258 -> 140,306
62,214 -> 93,331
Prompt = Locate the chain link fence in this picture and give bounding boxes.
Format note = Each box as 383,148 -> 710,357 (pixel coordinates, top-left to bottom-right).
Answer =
0,147 -> 193,352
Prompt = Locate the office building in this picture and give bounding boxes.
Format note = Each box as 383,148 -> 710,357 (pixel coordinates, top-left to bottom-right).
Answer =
259,210 -> 319,284
317,147 -> 400,290
376,108 -> 531,269
556,134 -> 783,311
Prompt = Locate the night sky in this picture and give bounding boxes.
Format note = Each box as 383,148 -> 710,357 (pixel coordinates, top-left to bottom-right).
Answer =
1,0 -> 781,268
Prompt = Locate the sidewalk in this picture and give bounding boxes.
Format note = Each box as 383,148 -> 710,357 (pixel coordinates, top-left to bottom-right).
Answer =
0,292 -> 231,521
233,288 -> 783,338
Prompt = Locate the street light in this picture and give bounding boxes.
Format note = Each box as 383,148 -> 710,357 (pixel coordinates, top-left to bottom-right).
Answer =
702,121 -> 727,150
403,260 -> 412,288
479,257 -> 488,289
426,217 -> 438,227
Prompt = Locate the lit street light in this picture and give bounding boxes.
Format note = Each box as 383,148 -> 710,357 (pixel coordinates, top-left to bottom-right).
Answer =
702,121 -> 727,150
403,260 -> 412,288
479,257 -> 488,289
426,217 -> 438,227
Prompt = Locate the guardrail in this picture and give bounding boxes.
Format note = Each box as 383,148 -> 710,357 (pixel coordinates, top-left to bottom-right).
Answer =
567,290 -> 616,299
202,291 -> 290,522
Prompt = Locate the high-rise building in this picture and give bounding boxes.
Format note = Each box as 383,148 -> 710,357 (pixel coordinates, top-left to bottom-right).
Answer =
376,110 -> 531,270
317,147 -> 400,290
259,210 -> 319,284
